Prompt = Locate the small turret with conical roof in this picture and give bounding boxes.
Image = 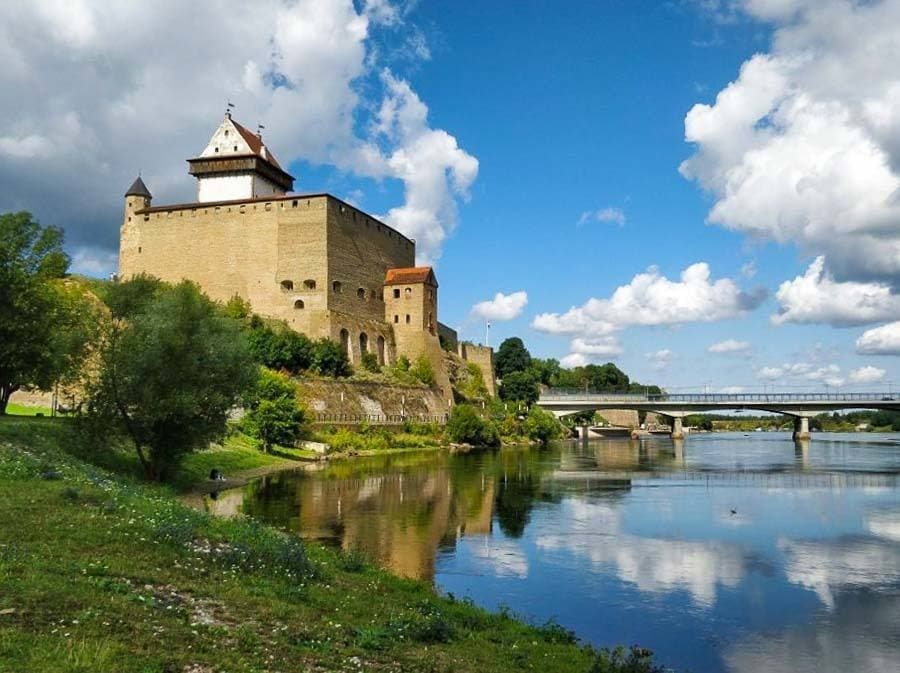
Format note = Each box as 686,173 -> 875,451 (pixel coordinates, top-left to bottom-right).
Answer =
126,175 -> 152,200
124,175 -> 152,214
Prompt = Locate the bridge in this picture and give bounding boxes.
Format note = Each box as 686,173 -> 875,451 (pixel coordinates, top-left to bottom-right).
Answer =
535,391 -> 900,440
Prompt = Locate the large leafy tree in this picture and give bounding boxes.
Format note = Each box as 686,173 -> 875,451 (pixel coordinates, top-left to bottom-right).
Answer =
0,212 -> 95,414
85,280 -> 256,480
499,370 -> 539,405
494,337 -> 532,379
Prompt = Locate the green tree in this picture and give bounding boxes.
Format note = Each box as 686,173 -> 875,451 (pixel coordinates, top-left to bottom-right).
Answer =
446,404 -> 500,447
583,363 -> 630,392
84,280 -> 256,481
495,337 -> 532,379
99,273 -> 166,319
523,405 -> 563,445
311,338 -> 352,377
0,212 -> 95,414
499,370 -> 539,405
529,357 -> 560,386
242,368 -> 307,452
247,322 -> 313,372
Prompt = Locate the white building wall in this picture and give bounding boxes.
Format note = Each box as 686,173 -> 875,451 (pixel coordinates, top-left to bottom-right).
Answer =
200,118 -> 252,158
251,174 -> 282,198
197,174 -> 253,202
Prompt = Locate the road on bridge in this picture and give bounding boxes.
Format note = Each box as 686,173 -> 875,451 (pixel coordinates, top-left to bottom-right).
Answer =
536,391 -> 900,440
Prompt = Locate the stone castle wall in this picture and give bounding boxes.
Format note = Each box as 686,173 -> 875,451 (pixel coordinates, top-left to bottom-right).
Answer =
120,191 -> 484,406
457,343 -> 496,397
120,194 -> 413,349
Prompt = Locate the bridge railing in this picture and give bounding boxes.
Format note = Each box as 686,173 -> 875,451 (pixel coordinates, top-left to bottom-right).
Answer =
539,390 -> 899,404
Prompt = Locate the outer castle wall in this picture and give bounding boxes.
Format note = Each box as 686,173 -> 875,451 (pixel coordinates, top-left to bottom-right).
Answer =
457,343 -> 496,398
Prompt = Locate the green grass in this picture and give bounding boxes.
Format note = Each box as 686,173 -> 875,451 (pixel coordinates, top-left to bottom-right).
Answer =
5,403 -> 54,417
172,433 -> 317,490
0,416 -> 640,673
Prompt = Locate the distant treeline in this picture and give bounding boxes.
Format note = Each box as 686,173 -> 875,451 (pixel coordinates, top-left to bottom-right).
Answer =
684,410 -> 900,432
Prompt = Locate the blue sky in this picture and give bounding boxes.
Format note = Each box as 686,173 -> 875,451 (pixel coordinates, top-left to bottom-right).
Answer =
2,0 -> 900,392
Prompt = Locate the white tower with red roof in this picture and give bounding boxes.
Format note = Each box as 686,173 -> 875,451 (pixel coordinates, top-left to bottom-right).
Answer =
187,113 -> 295,202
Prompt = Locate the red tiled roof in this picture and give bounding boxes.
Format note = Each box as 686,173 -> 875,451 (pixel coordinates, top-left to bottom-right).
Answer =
231,117 -> 283,169
384,267 -> 436,286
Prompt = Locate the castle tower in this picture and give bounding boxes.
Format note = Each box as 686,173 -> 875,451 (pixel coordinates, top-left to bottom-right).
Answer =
383,266 -> 453,403
119,176 -> 153,279
123,175 -> 151,226
384,267 -> 439,342
187,113 -> 295,202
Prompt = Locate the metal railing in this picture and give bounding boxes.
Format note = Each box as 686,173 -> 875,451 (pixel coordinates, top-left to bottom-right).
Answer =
313,413 -> 449,425
540,390 -> 899,404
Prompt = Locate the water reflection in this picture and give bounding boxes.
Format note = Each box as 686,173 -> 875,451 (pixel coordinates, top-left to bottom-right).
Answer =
198,434 -> 900,673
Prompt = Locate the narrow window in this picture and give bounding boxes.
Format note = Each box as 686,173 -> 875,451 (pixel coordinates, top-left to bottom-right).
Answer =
303,279 -> 316,290
404,287 -> 412,298
394,315 -> 399,323
294,299 -> 305,309
359,332 -> 368,354
405,314 -> 411,324
332,281 -> 342,293
357,287 -> 366,300
340,328 -> 350,359
393,288 -> 400,299
281,280 -> 294,291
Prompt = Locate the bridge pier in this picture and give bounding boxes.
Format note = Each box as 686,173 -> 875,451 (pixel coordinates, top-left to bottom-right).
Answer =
671,416 -> 685,440
792,416 -> 810,441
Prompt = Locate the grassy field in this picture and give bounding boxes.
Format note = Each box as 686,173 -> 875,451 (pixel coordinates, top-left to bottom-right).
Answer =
5,403 -> 54,417
0,416 -> 663,672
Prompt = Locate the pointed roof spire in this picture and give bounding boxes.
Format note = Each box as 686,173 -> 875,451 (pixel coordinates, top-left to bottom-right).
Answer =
125,175 -> 152,199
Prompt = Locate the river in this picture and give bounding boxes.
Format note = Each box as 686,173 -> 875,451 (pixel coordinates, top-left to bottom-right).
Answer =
197,432 -> 900,673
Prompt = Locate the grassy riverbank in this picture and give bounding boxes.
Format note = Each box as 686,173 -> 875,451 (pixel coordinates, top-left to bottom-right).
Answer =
0,416 -> 665,673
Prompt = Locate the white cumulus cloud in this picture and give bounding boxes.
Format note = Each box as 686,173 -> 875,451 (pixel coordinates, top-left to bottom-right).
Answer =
857,321 -> 900,356
533,262 -> 764,333
772,257 -> 900,326
756,361 -> 844,387
681,0 -> 900,286
0,0 -> 476,267
708,339 -> 751,354
848,366 -> 886,385
469,291 -> 528,322
533,262 -> 764,365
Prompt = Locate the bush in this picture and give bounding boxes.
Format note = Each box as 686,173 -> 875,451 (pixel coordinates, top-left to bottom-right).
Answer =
523,406 -> 563,445
410,355 -> 436,386
360,351 -> 380,372
446,405 -> 500,447
324,428 -> 391,454
311,338 -> 352,377
242,369 -> 307,452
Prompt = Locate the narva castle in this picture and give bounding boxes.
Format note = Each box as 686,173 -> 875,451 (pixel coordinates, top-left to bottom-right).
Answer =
118,114 -> 494,401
